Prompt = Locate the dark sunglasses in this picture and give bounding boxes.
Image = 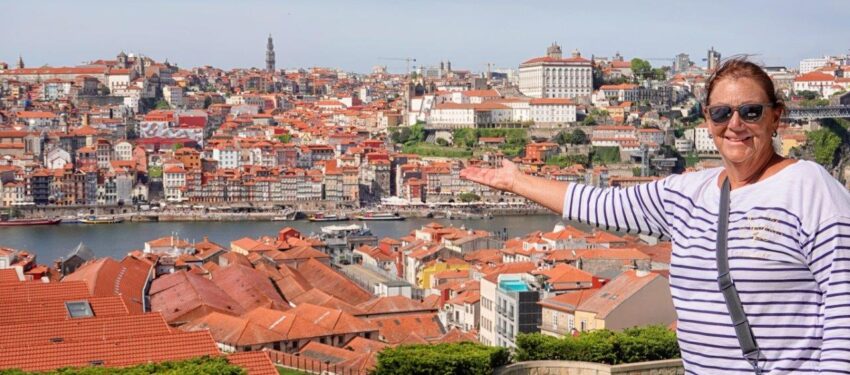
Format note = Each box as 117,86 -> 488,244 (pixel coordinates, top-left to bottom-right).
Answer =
706,103 -> 773,124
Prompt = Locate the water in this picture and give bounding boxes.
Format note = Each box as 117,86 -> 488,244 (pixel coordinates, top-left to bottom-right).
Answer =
0,215 -> 589,263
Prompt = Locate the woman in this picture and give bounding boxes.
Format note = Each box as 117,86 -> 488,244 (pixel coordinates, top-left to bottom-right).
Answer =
461,59 -> 850,374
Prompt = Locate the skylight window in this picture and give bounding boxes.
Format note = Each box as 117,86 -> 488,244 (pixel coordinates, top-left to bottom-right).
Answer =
65,300 -> 94,318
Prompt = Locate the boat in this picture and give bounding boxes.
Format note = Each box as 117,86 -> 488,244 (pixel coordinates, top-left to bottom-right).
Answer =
308,213 -> 349,222
0,218 -> 62,227
355,211 -> 405,221
79,216 -> 124,224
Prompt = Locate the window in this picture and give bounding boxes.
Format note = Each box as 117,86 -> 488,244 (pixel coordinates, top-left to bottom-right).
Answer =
65,301 -> 94,318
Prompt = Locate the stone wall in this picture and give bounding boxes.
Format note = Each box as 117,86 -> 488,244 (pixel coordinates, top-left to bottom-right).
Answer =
494,359 -> 684,375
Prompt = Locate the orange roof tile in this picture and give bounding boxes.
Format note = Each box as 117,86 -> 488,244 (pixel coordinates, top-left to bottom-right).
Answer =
210,264 -> 290,311
0,313 -> 171,349
0,330 -> 219,372
367,313 -> 446,345
296,258 -> 373,305
227,352 -> 279,375
61,257 -> 152,314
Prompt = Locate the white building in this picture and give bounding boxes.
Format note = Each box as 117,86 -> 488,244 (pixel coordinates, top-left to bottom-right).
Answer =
799,57 -> 829,74
211,145 -> 240,169
163,165 -> 187,202
114,141 -> 133,161
518,43 -> 592,99
693,124 -> 717,153
163,85 -> 183,108
427,103 -> 513,130
529,98 -> 577,124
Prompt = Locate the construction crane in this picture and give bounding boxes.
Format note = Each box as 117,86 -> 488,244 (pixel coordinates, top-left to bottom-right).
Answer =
377,57 -> 417,76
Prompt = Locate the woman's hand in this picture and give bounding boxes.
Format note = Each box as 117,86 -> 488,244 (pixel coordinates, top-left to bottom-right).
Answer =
460,159 -> 521,193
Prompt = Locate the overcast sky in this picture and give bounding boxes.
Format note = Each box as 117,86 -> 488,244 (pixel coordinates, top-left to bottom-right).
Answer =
2,0 -> 848,73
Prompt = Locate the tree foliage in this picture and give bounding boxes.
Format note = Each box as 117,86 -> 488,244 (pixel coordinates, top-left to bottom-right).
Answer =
155,99 -> 171,110
514,326 -> 679,365
630,59 -> 652,80
373,342 -> 510,375
546,154 -> 589,167
554,129 -> 589,146
808,119 -> 848,166
592,146 -> 621,164
458,192 -> 481,203
0,356 -> 246,375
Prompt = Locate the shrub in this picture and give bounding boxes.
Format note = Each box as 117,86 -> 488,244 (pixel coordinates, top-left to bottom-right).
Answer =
373,342 -> 510,375
0,356 -> 246,375
514,326 -> 679,365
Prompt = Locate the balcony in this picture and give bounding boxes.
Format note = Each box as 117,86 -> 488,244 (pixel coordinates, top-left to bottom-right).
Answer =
538,322 -> 571,336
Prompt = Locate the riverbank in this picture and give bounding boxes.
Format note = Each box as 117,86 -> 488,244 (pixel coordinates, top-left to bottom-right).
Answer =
14,205 -> 554,222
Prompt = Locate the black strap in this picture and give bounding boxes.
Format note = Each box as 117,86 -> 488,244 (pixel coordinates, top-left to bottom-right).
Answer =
717,177 -> 764,374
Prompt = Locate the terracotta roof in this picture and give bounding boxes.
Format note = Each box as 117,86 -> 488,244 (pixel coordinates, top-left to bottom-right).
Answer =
181,311 -> 285,346
529,98 -> 576,105
61,256 -> 152,314
227,352 -> 279,375
0,268 -> 21,283
210,264 -> 290,311
286,303 -> 377,335
795,71 -> 835,82
0,280 -> 91,303
576,270 -> 664,318
367,313 -> 446,345
355,296 -> 436,317
0,313 -> 171,349
296,258 -> 373,305
149,270 -> 245,324
538,288 -> 600,313
276,246 -> 330,260
535,263 -> 594,284
521,56 -> 591,65
0,330 -> 219,372
344,336 -> 389,353
435,327 -> 478,343
290,288 -> 365,315
242,308 -> 325,341
298,341 -> 361,364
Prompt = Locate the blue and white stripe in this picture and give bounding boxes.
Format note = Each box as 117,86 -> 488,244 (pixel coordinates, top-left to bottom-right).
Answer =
562,160 -> 850,374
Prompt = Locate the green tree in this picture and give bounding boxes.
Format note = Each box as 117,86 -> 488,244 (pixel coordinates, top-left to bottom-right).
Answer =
155,99 -> 171,110
630,58 -> 652,80
171,143 -> 184,152
458,192 -> 481,202
592,146 -> 621,164
453,128 -> 478,148
796,90 -> 819,100
390,127 -> 412,144
203,96 -> 213,109
374,342 -> 510,375
808,119 -> 847,166
148,166 -> 163,179
409,123 -> 425,144
514,326 -> 679,365
277,134 -> 292,143
436,137 -> 449,146
0,356 -> 246,375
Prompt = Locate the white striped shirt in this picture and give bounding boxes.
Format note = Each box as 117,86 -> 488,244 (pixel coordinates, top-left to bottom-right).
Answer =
562,160 -> 850,374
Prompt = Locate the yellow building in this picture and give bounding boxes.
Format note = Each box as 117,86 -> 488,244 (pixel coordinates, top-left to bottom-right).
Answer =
418,258 -> 469,289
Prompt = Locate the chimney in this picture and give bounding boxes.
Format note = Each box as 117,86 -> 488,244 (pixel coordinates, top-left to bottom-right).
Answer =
635,269 -> 650,277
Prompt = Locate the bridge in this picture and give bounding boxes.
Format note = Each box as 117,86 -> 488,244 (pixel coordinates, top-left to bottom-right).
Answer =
784,106 -> 850,121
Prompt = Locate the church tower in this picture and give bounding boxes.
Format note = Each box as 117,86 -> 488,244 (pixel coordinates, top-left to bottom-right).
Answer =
266,34 -> 276,73
16,55 -> 24,69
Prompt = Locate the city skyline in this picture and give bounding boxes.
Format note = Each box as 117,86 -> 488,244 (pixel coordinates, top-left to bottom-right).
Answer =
3,0 -> 848,73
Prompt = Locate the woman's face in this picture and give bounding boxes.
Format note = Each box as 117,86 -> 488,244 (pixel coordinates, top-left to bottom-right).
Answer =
705,77 -> 782,166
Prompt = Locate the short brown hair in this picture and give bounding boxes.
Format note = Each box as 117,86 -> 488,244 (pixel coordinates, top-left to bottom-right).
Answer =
705,58 -> 783,108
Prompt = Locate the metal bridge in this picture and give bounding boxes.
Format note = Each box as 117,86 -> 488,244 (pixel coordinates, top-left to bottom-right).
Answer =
784,106 -> 850,121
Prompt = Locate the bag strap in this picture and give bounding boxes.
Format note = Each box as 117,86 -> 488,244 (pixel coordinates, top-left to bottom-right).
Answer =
717,177 -> 764,374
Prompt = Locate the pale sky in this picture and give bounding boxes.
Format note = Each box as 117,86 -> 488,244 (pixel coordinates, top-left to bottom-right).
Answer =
2,0 -> 848,73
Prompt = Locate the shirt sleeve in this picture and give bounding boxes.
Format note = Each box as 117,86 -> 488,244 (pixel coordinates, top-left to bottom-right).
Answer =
561,179 -> 671,239
806,215 -> 850,374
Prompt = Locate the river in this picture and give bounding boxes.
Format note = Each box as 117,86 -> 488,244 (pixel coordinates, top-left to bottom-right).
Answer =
0,215 -> 593,263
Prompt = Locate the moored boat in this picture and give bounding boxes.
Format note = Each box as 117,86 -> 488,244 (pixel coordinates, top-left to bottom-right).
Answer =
355,211 -> 404,221
79,216 -> 124,224
308,213 -> 349,222
0,218 -> 62,227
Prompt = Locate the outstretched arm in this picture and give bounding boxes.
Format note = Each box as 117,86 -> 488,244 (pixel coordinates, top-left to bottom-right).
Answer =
459,159 -> 568,214
461,159 -> 670,238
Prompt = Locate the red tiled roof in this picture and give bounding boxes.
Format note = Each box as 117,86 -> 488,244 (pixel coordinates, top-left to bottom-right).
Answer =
355,296 -> 436,317
0,313 -> 171,349
181,311 -> 285,346
0,330 -> 219,372
367,313 -> 446,345
538,288 -> 600,313
227,352 -> 279,375
149,271 -> 245,324
61,256 -> 152,314
210,264 -> 290,311
296,258 -> 373,305
290,288 -> 365,315
576,270 -> 663,318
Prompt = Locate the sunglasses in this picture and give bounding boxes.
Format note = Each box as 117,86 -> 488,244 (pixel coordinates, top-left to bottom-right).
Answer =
706,103 -> 773,124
